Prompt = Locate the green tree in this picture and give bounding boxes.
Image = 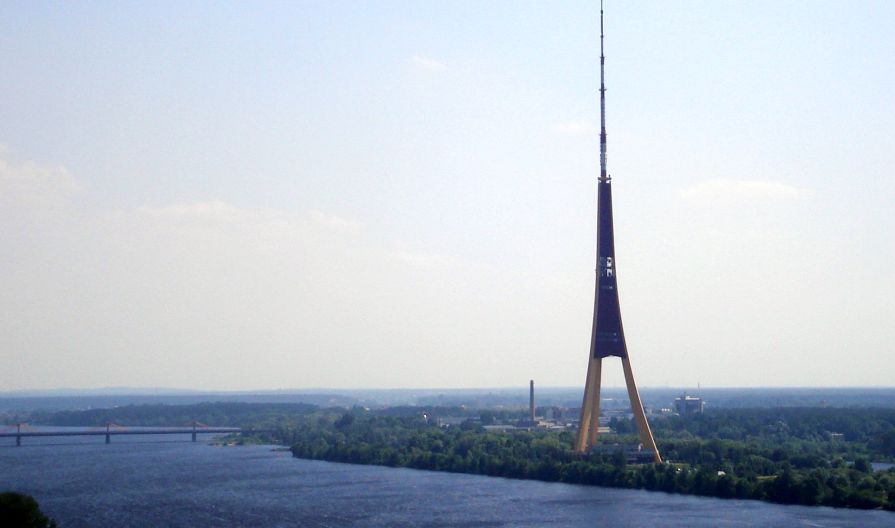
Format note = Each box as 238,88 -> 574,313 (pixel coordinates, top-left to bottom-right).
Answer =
0,492 -> 56,528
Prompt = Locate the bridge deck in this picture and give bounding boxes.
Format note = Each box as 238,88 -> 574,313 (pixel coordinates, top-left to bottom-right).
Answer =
0,428 -> 270,438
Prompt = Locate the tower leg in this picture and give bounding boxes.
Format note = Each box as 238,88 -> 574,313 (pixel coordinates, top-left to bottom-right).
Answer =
576,357 -> 602,453
621,356 -> 661,463
587,359 -> 603,447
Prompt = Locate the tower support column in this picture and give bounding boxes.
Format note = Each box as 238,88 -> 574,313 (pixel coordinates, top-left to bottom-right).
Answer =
576,357 -> 602,452
621,356 -> 661,463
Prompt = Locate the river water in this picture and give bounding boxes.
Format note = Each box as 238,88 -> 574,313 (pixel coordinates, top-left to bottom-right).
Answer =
0,429 -> 892,527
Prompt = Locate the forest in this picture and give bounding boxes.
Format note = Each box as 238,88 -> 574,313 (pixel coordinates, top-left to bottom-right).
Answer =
27,401 -> 316,429
289,408 -> 895,510
0,492 -> 56,528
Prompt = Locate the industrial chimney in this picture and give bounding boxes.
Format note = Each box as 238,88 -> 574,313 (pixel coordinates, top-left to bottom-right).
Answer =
529,380 -> 535,423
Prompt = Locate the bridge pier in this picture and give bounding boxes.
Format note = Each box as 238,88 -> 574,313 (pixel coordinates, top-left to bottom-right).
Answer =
105,434 -> 110,444
16,435 -> 21,447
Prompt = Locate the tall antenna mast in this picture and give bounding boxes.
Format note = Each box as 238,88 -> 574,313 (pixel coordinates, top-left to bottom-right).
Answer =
599,0 -> 608,182
576,0 -> 662,463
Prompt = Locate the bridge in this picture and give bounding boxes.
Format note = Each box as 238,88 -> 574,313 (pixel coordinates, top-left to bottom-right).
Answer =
0,422 -> 273,446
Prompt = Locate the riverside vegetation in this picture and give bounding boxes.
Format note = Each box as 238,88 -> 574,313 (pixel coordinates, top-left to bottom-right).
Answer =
22,402 -> 895,510
0,492 -> 56,528
288,408 -> 895,511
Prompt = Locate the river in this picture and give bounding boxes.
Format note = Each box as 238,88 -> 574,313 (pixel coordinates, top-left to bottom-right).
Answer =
0,429 -> 892,527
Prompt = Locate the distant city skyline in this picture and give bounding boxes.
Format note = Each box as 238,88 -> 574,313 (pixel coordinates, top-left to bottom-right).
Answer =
2,1 -> 893,390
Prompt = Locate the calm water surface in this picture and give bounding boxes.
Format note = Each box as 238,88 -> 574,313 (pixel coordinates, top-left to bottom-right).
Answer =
0,428 -> 892,527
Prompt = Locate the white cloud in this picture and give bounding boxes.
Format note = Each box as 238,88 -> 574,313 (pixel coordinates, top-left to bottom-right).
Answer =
3,159 -> 534,390
411,54 -> 447,72
123,201 -> 364,256
680,179 -> 808,205
550,120 -> 595,135
0,152 -> 79,210
306,208 -> 362,233
136,200 -> 255,221
396,250 -> 461,269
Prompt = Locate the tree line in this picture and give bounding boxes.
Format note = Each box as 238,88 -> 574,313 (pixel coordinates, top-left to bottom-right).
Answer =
289,410 -> 895,511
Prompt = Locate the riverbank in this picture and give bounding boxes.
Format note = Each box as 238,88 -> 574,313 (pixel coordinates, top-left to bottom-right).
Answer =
289,413 -> 895,511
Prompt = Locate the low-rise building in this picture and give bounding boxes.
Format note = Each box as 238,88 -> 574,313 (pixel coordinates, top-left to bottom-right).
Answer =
673,394 -> 704,416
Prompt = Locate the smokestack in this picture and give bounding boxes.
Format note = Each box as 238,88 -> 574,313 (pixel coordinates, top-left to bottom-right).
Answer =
529,380 -> 535,422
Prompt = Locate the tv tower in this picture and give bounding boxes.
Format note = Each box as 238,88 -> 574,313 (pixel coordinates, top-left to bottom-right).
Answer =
575,1 -> 662,463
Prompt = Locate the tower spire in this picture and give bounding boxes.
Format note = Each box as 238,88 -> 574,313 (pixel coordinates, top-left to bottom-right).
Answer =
599,0 -> 608,182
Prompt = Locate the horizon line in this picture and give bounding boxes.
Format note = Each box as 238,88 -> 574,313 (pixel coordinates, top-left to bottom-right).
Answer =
3,385 -> 895,397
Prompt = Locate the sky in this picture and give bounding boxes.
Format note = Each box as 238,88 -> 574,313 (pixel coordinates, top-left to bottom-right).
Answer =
1,1 -> 893,391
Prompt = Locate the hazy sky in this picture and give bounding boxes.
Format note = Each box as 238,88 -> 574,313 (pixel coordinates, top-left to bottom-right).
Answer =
2,1 -> 893,391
